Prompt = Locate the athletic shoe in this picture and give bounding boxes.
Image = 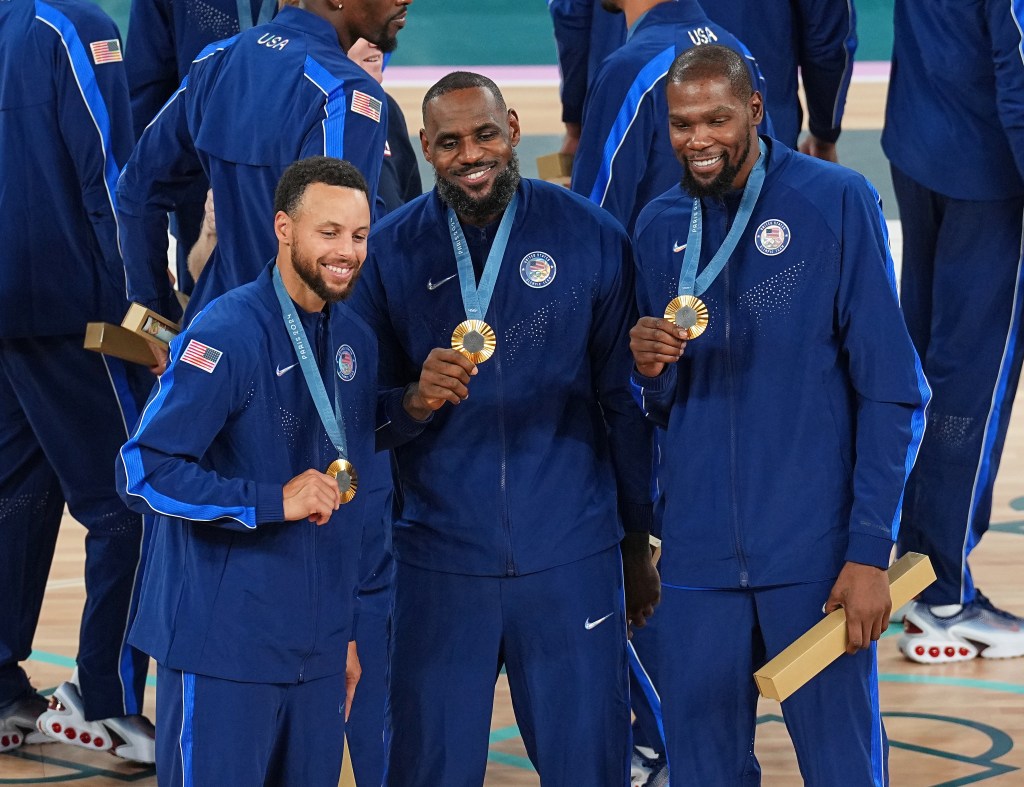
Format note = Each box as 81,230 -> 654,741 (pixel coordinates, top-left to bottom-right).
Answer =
631,746 -> 669,787
0,690 -> 52,752
889,599 -> 913,625
899,594 -> 1024,664
35,681 -> 155,764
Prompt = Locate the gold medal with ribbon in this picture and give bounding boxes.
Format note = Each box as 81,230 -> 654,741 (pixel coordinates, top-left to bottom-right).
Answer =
664,295 -> 709,340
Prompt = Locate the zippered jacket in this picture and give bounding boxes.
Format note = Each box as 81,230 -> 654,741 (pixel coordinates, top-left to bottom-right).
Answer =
631,140 -> 930,588
117,264 -> 379,682
351,179 -> 654,577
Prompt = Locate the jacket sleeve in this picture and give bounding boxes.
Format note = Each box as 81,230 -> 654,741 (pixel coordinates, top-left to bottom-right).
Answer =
571,49 -> 674,227
299,72 -> 388,216
116,317 -> 284,531
115,80 -> 201,321
44,5 -> 134,289
987,0 -> 1024,181
591,226 -> 655,533
547,0 -> 593,125
125,0 -> 178,137
837,178 -> 930,568
346,248 -> 432,451
794,0 -> 857,143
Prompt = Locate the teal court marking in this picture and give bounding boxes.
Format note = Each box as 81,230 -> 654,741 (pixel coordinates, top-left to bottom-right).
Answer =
27,651 -> 156,688
991,497 -> 1024,534
0,748 -> 154,784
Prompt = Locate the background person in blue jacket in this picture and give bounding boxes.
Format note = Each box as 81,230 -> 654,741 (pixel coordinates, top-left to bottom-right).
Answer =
0,0 -> 156,762
883,0 -> 1024,664
116,0 -> 410,339
125,0 -> 281,295
349,71 -> 660,786
117,157 -> 379,785
571,0 -> 771,235
629,46 -> 929,785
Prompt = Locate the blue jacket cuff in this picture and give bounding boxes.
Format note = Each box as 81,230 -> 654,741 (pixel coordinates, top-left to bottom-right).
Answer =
620,501 -> 653,534
385,386 -> 433,440
631,366 -> 675,393
255,483 -> 285,526
844,532 -> 894,570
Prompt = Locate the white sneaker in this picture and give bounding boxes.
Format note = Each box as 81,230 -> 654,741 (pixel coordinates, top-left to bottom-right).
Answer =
0,691 -> 53,752
35,681 -> 155,764
899,594 -> 1024,664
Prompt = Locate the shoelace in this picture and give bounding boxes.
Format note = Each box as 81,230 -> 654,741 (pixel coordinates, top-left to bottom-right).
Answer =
972,590 -> 1022,621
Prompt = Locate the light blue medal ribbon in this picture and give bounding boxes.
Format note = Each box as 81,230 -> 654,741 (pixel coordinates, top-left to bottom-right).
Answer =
667,139 -> 769,338
236,0 -> 276,31
272,266 -> 357,501
445,192 -> 519,363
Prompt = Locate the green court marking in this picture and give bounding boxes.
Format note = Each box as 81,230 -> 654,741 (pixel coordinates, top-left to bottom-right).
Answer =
28,651 -> 157,688
0,748 -> 154,784
879,673 -> 1024,695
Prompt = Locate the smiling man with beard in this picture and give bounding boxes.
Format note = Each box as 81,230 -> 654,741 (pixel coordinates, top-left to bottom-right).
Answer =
116,157 -> 381,786
628,46 -> 930,784
349,71 -> 659,785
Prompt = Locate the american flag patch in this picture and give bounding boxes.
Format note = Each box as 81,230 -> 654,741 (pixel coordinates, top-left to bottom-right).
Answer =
89,39 -> 122,64
181,340 -> 223,373
351,90 -> 382,123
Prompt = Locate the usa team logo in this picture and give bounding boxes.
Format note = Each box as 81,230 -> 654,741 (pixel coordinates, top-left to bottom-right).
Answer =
336,345 -> 357,381
519,252 -> 556,288
754,220 -> 791,256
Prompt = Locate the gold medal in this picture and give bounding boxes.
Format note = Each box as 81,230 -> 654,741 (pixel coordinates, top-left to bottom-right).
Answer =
451,319 -> 496,363
326,458 -> 358,504
664,295 -> 709,340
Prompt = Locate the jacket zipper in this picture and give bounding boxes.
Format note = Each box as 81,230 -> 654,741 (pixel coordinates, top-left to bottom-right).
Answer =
724,242 -> 750,587
494,348 -> 516,576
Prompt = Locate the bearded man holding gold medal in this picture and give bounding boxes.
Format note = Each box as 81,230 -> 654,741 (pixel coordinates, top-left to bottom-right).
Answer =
350,71 -> 659,785
629,46 -> 931,784
115,158 -> 379,785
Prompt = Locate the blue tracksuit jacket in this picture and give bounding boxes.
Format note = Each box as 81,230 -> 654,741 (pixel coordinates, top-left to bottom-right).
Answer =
570,0 -> 772,234
631,139 -> 931,588
547,0 -> 626,125
116,6 -> 387,324
706,0 -> 856,148
117,264 -> 378,682
883,0 -> 1024,201
125,0 -> 276,137
0,0 -> 133,337
350,179 -> 654,577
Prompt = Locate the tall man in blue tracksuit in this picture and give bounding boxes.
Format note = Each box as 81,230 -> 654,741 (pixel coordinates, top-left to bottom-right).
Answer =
0,0 -> 156,761
571,0 -> 771,235
349,72 -> 659,786
629,46 -> 929,784
125,0 -> 281,294
117,157 -> 381,785
882,0 -> 1024,663
116,0 -> 410,333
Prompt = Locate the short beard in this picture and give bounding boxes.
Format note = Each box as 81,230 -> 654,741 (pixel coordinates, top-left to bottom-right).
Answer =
375,32 -> 398,54
435,152 -> 521,223
680,134 -> 752,199
293,236 -> 358,305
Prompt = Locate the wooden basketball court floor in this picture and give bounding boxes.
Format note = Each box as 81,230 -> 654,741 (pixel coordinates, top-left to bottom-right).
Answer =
3,79 -> 1024,786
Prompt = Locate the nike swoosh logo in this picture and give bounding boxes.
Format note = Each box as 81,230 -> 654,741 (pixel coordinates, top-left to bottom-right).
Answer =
427,273 -> 458,291
673,242 -> 687,253
276,363 -> 298,377
584,612 -> 614,630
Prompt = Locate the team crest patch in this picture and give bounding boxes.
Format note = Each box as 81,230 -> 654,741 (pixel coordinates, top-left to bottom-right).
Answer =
336,344 -> 357,381
754,220 -> 790,256
181,340 -> 222,373
519,252 -> 556,288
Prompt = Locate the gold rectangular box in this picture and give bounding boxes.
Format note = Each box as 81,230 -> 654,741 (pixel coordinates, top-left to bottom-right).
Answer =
753,553 -> 935,702
84,322 -> 159,367
121,303 -> 180,346
536,152 -> 574,186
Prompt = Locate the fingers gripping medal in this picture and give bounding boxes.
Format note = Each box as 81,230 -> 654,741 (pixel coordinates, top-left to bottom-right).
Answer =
326,458 -> 359,504
671,138 -> 770,339
664,295 -> 709,340
445,193 -> 519,364
272,266 -> 357,505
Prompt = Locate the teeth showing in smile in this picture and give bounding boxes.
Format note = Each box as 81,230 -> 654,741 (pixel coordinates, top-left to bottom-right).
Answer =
325,264 -> 350,276
465,169 -> 488,182
691,155 -> 722,169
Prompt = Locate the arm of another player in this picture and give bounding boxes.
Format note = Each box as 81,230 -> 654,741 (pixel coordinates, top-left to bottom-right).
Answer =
48,5 -> 135,297
827,178 -> 931,652
987,0 -> 1024,181
795,0 -> 857,161
547,0 -> 592,152
124,0 -> 179,137
588,230 -> 660,627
